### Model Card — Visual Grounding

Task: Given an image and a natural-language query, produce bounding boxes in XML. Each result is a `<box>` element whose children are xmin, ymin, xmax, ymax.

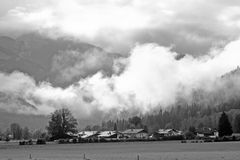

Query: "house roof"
<box><xmin>158</xmin><ymin>129</ymin><xmax>172</xmax><ymax>134</ymax></box>
<box><xmin>157</xmin><ymin>129</ymin><xmax>182</xmax><ymax>134</ymax></box>
<box><xmin>196</xmin><ymin>127</ymin><xmax>213</xmax><ymax>134</ymax></box>
<box><xmin>98</xmin><ymin>131</ymin><xmax>117</xmax><ymax>138</ymax></box>
<box><xmin>66</xmin><ymin>132</ymin><xmax>78</xmax><ymax>137</ymax></box>
<box><xmin>232</xmin><ymin>133</ymin><xmax>240</xmax><ymax>137</ymax></box>
<box><xmin>156</xmin><ymin>129</ymin><xmax>182</xmax><ymax>135</ymax></box>
<box><xmin>78</xmin><ymin>131</ymin><xmax>99</xmax><ymax>139</ymax></box>
<box><xmin>122</xmin><ymin>129</ymin><xmax>147</xmax><ymax>134</ymax></box>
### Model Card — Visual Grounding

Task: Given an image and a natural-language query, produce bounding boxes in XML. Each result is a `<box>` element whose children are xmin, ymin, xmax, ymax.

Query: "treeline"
<box><xmin>0</xmin><ymin>123</ymin><xmax>47</xmax><ymax>141</ymax></box>
<box><xmin>84</xmin><ymin>100</ymin><xmax>240</xmax><ymax>134</ymax></box>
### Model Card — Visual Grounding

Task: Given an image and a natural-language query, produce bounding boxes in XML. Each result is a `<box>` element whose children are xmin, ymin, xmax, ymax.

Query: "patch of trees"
<box><xmin>0</xmin><ymin>108</ymin><xmax>78</xmax><ymax>141</ymax></box>
<box><xmin>46</xmin><ymin>108</ymin><xmax>78</xmax><ymax>140</ymax></box>
<box><xmin>0</xmin><ymin>123</ymin><xmax>47</xmax><ymax>141</ymax></box>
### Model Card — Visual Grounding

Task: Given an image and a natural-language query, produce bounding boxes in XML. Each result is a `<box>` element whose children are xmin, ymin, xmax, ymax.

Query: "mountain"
<box><xmin>16</xmin><ymin>33</ymin><xmax>102</xmax><ymax>71</ymax></box>
<box><xmin>0</xmin><ymin>33</ymin><xmax>121</xmax><ymax>87</ymax></box>
<box><xmin>0</xmin><ymin>36</ymin><xmax>46</xmax><ymax>80</ymax></box>
<box><xmin>0</xmin><ymin>33</ymin><xmax>123</xmax><ymax>130</ymax></box>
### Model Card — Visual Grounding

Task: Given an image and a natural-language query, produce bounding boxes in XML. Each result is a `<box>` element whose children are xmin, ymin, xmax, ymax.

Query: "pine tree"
<box><xmin>234</xmin><ymin>114</ymin><xmax>240</xmax><ymax>133</ymax></box>
<box><xmin>114</xmin><ymin>123</ymin><xmax>117</xmax><ymax>131</ymax></box>
<box><xmin>218</xmin><ymin>112</ymin><xmax>233</xmax><ymax>137</ymax></box>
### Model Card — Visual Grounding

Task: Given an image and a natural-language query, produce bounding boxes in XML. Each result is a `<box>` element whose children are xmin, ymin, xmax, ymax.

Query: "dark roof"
<box><xmin>122</xmin><ymin>129</ymin><xmax>147</xmax><ymax>134</ymax></box>
<box><xmin>197</xmin><ymin>127</ymin><xmax>214</xmax><ymax>134</ymax></box>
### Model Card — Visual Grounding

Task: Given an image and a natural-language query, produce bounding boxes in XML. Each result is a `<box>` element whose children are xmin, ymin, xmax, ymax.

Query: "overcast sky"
<box><xmin>1</xmin><ymin>0</ymin><xmax>240</xmax><ymax>118</ymax></box>
<box><xmin>1</xmin><ymin>0</ymin><xmax>240</xmax><ymax>54</ymax></box>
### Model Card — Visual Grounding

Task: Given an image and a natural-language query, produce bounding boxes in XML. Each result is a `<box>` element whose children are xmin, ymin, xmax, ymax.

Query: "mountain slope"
<box><xmin>0</xmin><ymin>33</ymin><xmax>121</xmax><ymax>86</ymax></box>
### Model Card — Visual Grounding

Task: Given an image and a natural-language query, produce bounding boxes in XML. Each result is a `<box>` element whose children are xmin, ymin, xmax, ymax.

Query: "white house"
<box><xmin>78</xmin><ymin>131</ymin><xmax>99</xmax><ymax>140</ymax></box>
<box><xmin>157</xmin><ymin>129</ymin><xmax>182</xmax><ymax>137</ymax></box>
<box><xmin>98</xmin><ymin>131</ymin><xmax>122</xmax><ymax>141</ymax></box>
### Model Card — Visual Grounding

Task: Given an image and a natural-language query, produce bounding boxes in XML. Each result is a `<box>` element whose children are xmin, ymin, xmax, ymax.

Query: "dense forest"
<box><xmin>85</xmin><ymin>102</ymin><xmax>240</xmax><ymax>134</ymax></box>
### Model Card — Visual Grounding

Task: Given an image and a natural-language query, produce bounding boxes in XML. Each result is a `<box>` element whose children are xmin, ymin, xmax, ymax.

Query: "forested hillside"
<box><xmin>86</xmin><ymin>67</ymin><xmax>240</xmax><ymax>133</ymax></box>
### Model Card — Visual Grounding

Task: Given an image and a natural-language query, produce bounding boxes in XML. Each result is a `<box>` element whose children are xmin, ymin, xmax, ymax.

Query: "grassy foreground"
<box><xmin>0</xmin><ymin>141</ymin><xmax>240</xmax><ymax>160</ymax></box>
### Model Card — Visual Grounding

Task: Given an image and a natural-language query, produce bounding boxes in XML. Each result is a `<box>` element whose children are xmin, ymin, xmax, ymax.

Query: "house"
<box><xmin>152</xmin><ymin>129</ymin><xmax>183</xmax><ymax>139</ymax></box>
<box><xmin>66</xmin><ymin>132</ymin><xmax>78</xmax><ymax>138</ymax></box>
<box><xmin>78</xmin><ymin>131</ymin><xmax>99</xmax><ymax>142</ymax></box>
<box><xmin>196</xmin><ymin>127</ymin><xmax>218</xmax><ymax>138</ymax></box>
<box><xmin>232</xmin><ymin>133</ymin><xmax>240</xmax><ymax>140</ymax></box>
<box><xmin>122</xmin><ymin>129</ymin><xmax>148</xmax><ymax>139</ymax></box>
<box><xmin>98</xmin><ymin>131</ymin><xmax>123</xmax><ymax>141</ymax></box>
<box><xmin>157</xmin><ymin>129</ymin><xmax>182</xmax><ymax>137</ymax></box>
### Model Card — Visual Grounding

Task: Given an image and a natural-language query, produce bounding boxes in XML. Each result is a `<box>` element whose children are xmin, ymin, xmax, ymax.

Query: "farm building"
<box><xmin>152</xmin><ymin>129</ymin><xmax>183</xmax><ymax>140</ymax></box>
<box><xmin>66</xmin><ymin>132</ymin><xmax>78</xmax><ymax>138</ymax></box>
<box><xmin>196</xmin><ymin>127</ymin><xmax>218</xmax><ymax>138</ymax></box>
<box><xmin>78</xmin><ymin>131</ymin><xmax>99</xmax><ymax>142</ymax></box>
<box><xmin>122</xmin><ymin>129</ymin><xmax>148</xmax><ymax>139</ymax></box>
<box><xmin>98</xmin><ymin>131</ymin><xmax>123</xmax><ymax>141</ymax></box>
<box><xmin>232</xmin><ymin>133</ymin><xmax>240</xmax><ymax>140</ymax></box>
<box><xmin>157</xmin><ymin>129</ymin><xmax>182</xmax><ymax>137</ymax></box>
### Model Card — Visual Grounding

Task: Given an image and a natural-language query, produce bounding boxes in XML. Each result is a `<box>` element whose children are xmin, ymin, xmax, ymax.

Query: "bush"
<box><xmin>185</xmin><ymin>132</ymin><xmax>196</xmax><ymax>140</ymax></box>
<box><xmin>181</xmin><ymin>140</ymin><xmax>187</xmax><ymax>143</ymax></box>
<box><xmin>36</xmin><ymin>138</ymin><xmax>46</xmax><ymax>144</ymax></box>
<box><xmin>28</xmin><ymin>139</ymin><xmax>33</xmax><ymax>145</ymax></box>
<box><xmin>19</xmin><ymin>141</ymin><xmax>26</xmax><ymax>145</ymax></box>
<box><xmin>19</xmin><ymin>139</ymin><xmax>33</xmax><ymax>145</ymax></box>
<box><xmin>57</xmin><ymin>139</ymin><xmax>70</xmax><ymax>144</ymax></box>
<box><xmin>72</xmin><ymin>138</ymin><xmax>77</xmax><ymax>143</ymax></box>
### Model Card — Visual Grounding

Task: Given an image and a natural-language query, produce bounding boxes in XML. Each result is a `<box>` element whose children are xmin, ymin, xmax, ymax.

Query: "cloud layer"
<box><xmin>1</xmin><ymin>38</ymin><xmax>240</xmax><ymax>118</ymax></box>
<box><xmin>1</xmin><ymin>0</ymin><xmax>240</xmax><ymax>54</ymax></box>
<box><xmin>1</xmin><ymin>0</ymin><xmax>240</xmax><ymax>120</ymax></box>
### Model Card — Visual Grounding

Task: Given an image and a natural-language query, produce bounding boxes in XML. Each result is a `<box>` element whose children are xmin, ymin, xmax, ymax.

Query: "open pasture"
<box><xmin>1</xmin><ymin>141</ymin><xmax>240</xmax><ymax>160</ymax></box>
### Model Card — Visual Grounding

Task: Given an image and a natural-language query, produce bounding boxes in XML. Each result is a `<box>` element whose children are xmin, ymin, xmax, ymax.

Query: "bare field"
<box><xmin>1</xmin><ymin>141</ymin><xmax>240</xmax><ymax>160</ymax></box>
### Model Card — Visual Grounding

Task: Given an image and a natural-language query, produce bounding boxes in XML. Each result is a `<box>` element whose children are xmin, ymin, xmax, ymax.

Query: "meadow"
<box><xmin>1</xmin><ymin>141</ymin><xmax>240</xmax><ymax>160</ymax></box>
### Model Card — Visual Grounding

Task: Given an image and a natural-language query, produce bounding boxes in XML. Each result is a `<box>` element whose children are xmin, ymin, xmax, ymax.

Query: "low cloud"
<box><xmin>51</xmin><ymin>48</ymin><xmax>114</xmax><ymax>83</ymax></box>
<box><xmin>1</xmin><ymin>38</ymin><xmax>240</xmax><ymax>119</ymax></box>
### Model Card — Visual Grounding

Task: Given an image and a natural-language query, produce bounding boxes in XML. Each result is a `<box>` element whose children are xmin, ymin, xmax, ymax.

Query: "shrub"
<box><xmin>36</xmin><ymin>138</ymin><xmax>46</xmax><ymax>144</ymax></box>
<box><xmin>185</xmin><ymin>131</ymin><xmax>196</xmax><ymax>140</ymax></box>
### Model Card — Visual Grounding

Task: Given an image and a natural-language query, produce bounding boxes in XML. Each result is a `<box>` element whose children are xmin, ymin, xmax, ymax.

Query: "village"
<box><xmin>68</xmin><ymin>127</ymin><xmax>216</xmax><ymax>143</ymax></box>
<box><xmin>0</xmin><ymin>109</ymin><xmax>238</xmax><ymax>145</ymax></box>
<box><xmin>15</xmin><ymin>126</ymin><xmax>239</xmax><ymax>145</ymax></box>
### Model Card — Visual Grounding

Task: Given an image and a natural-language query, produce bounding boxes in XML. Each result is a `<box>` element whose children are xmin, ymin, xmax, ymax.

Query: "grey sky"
<box><xmin>0</xmin><ymin>0</ymin><xmax>240</xmax><ymax>55</ymax></box>
<box><xmin>1</xmin><ymin>0</ymin><xmax>240</xmax><ymax>118</ymax></box>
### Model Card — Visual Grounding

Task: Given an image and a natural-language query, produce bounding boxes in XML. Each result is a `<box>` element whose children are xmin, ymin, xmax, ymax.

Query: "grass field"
<box><xmin>1</xmin><ymin>141</ymin><xmax>240</xmax><ymax>160</ymax></box>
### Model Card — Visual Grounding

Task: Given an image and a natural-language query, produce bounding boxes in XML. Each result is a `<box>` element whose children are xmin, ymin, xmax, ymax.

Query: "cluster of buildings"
<box><xmin>72</xmin><ymin>127</ymin><xmax>221</xmax><ymax>142</ymax></box>
<box><xmin>76</xmin><ymin>129</ymin><xmax>149</xmax><ymax>142</ymax></box>
<box><xmin>72</xmin><ymin>128</ymin><xmax>185</xmax><ymax>142</ymax></box>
